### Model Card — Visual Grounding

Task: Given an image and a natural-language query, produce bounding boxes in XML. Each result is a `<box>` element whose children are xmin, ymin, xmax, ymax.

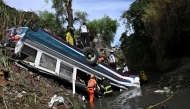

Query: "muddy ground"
<box><xmin>0</xmin><ymin>64</ymin><xmax>85</xmax><ymax>109</ymax></box>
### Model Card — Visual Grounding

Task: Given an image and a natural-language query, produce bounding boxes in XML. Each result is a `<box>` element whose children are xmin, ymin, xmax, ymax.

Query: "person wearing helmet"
<box><xmin>100</xmin><ymin>77</ymin><xmax>113</xmax><ymax>97</ymax></box>
<box><xmin>97</xmin><ymin>54</ymin><xmax>107</xmax><ymax>64</ymax></box>
<box><xmin>87</xmin><ymin>74</ymin><xmax>97</xmax><ymax>103</ymax></box>
<box><xmin>66</xmin><ymin>27</ymin><xmax>77</xmax><ymax>46</ymax></box>
<box><xmin>139</xmin><ymin>70</ymin><xmax>147</xmax><ymax>85</ymax></box>
<box><xmin>108</xmin><ymin>50</ymin><xmax>118</xmax><ymax>69</ymax></box>
<box><xmin>123</xmin><ymin>63</ymin><xmax>129</xmax><ymax>74</ymax></box>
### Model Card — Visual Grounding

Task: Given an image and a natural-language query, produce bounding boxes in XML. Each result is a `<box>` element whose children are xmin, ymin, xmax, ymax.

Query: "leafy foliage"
<box><xmin>37</xmin><ymin>10</ymin><xmax>66</xmax><ymax>39</ymax></box>
<box><xmin>121</xmin><ymin>0</ymin><xmax>190</xmax><ymax>73</ymax></box>
<box><xmin>120</xmin><ymin>0</ymin><xmax>155</xmax><ymax>71</ymax></box>
<box><xmin>88</xmin><ymin>15</ymin><xmax>119</xmax><ymax>47</ymax></box>
<box><xmin>74</xmin><ymin>10</ymin><xmax>88</xmax><ymax>25</ymax></box>
<box><xmin>51</xmin><ymin>0</ymin><xmax>74</xmax><ymax>30</ymax></box>
<box><xmin>142</xmin><ymin>0</ymin><xmax>190</xmax><ymax>61</ymax></box>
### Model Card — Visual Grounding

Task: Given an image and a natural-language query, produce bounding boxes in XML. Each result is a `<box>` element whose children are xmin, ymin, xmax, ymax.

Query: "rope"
<box><xmin>146</xmin><ymin>89</ymin><xmax>179</xmax><ymax>109</ymax></box>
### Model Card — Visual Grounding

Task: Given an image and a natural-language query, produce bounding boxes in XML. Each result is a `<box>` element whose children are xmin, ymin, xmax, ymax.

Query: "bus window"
<box><xmin>59</xmin><ymin>62</ymin><xmax>73</xmax><ymax>81</ymax></box>
<box><xmin>39</xmin><ymin>53</ymin><xmax>56</xmax><ymax>71</ymax></box>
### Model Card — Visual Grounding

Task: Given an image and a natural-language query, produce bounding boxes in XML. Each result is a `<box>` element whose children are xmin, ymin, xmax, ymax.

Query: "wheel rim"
<box><xmin>86</xmin><ymin>52</ymin><xmax>95</xmax><ymax>61</ymax></box>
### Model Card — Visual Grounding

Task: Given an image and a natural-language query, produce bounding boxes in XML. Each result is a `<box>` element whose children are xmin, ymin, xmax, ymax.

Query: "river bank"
<box><xmin>0</xmin><ymin>65</ymin><xmax>85</xmax><ymax>109</ymax></box>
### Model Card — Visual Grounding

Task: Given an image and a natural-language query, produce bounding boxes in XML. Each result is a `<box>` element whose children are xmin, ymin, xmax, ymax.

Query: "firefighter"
<box><xmin>100</xmin><ymin>77</ymin><xmax>113</xmax><ymax>97</ymax></box>
<box><xmin>139</xmin><ymin>70</ymin><xmax>147</xmax><ymax>85</ymax></box>
<box><xmin>87</xmin><ymin>74</ymin><xmax>97</xmax><ymax>103</ymax></box>
<box><xmin>66</xmin><ymin>27</ymin><xmax>77</xmax><ymax>46</ymax></box>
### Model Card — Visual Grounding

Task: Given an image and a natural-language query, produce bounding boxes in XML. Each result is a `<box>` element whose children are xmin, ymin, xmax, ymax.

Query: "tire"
<box><xmin>83</xmin><ymin>47</ymin><xmax>99</xmax><ymax>65</ymax></box>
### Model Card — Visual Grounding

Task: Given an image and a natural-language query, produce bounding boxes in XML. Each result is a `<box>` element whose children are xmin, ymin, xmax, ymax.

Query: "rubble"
<box><xmin>0</xmin><ymin>65</ymin><xmax>85</xmax><ymax>109</ymax></box>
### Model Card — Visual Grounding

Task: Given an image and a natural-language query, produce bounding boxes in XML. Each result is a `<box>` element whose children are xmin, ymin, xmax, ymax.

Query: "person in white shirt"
<box><xmin>123</xmin><ymin>63</ymin><xmax>129</xmax><ymax>74</ymax></box>
<box><xmin>80</xmin><ymin>23</ymin><xmax>90</xmax><ymax>47</ymax></box>
<box><xmin>108</xmin><ymin>50</ymin><xmax>118</xmax><ymax>69</ymax></box>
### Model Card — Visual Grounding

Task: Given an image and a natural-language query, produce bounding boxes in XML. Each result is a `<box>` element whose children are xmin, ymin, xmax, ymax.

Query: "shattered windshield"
<box><xmin>4</xmin><ymin>27</ymin><xmax>24</xmax><ymax>43</ymax></box>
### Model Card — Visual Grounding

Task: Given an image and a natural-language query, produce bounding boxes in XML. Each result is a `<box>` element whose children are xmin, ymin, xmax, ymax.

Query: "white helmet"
<box><xmin>110</xmin><ymin>50</ymin><xmax>114</xmax><ymax>53</ymax></box>
<box><xmin>90</xmin><ymin>74</ymin><xmax>95</xmax><ymax>78</ymax></box>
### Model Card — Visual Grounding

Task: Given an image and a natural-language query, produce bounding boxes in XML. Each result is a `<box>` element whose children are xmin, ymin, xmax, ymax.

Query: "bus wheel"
<box><xmin>83</xmin><ymin>47</ymin><xmax>99</xmax><ymax>65</ymax></box>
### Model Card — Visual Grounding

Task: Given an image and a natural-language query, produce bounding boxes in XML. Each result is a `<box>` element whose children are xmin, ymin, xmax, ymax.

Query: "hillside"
<box><xmin>0</xmin><ymin>62</ymin><xmax>85</xmax><ymax>109</ymax></box>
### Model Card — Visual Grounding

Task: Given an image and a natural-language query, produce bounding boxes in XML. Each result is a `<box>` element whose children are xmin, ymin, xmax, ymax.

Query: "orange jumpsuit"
<box><xmin>87</xmin><ymin>78</ymin><xmax>97</xmax><ymax>103</ymax></box>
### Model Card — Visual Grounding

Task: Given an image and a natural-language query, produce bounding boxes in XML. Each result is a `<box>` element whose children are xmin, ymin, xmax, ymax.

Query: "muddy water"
<box><xmin>84</xmin><ymin>86</ymin><xmax>190</xmax><ymax>109</ymax></box>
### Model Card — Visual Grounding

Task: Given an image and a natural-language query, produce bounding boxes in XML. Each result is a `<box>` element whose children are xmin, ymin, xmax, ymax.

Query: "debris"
<box><xmin>0</xmin><ymin>68</ymin><xmax>9</xmax><ymax>86</ymax></box>
<box><xmin>163</xmin><ymin>87</ymin><xmax>172</xmax><ymax>94</ymax></box>
<box><xmin>154</xmin><ymin>90</ymin><xmax>165</xmax><ymax>93</ymax></box>
<box><xmin>176</xmin><ymin>85</ymin><xmax>180</xmax><ymax>89</ymax></box>
<box><xmin>82</xmin><ymin>95</ymin><xmax>85</xmax><ymax>101</ymax></box>
<box><xmin>54</xmin><ymin>96</ymin><xmax>64</xmax><ymax>103</ymax></box>
<box><xmin>48</xmin><ymin>94</ymin><xmax>58</xmax><ymax>108</ymax></box>
<box><xmin>15</xmin><ymin>93</ymin><xmax>23</xmax><ymax>98</ymax></box>
<box><xmin>163</xmin><ymin>87</ymin><xmax>169</xmax><ymax>90</ymax></box>
<box><xmin>0</xmin><ymin>67</ymin><xmax>84</xmax><ymax>109</ymax></box>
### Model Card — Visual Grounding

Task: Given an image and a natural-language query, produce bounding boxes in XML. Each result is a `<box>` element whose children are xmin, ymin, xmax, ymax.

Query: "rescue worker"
<box><xmin>100</xmin><ymin>77</ymin><xmax>113</xmax><ymax>97</ymax></box>
<box><xmin>108</xmin><ymin>50</ymin><xmax>118</xmax><ymax>69</ymax></box>
<box><xmin>66</xmin><ymin>27</ymin><xmax>77</xmax><ymax>46</ymax></box>
<box><xmin>80</xmin><ymin>22</ymin><xmax>90</xmax><ymax>47</ymax></box>
<box><xmin>139</xmin><ymin>70</ymin><xmax>147</xmax><ymax>85</ymax></box>
<box><xmin>87</xmin><ymin>74</ymin><xmax>97</xmax><ymax>103</ymax></box>
<box><xmin>97</xmin><ymin>54</ymin><xmax>106</xmax><ymax>64</ymax></box>
<box><xmin>123</xmin><ymin>63</ymin><xmax>129</xmax><ymax>74</ymax></box>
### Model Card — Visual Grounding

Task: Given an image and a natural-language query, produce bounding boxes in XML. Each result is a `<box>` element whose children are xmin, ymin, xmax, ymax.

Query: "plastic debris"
<box><xmin>163</xmin><ymin>87</ymin><xmax>169</xmax><ymax>90</ymax></box>
<box><xmin>82</xmin><ymin>95</ymin><xmax>85</xmax><ymax>101</ymax></box>
<box><xmin>48</xmin><ymin>94</ymin><xmax>65</xmax><ymax>108</ymax></box>
<box><xmin>154</xmin><ymin>90</ymin><xmax>165</xmax><ymax>93</ymax></box>
<box><xmin>48</xmin><ymin>94</ymin><xmax>57</xmax><ymax>108</ymax></box>
<box><xmin>54</xmin><ymin>96</ymin><xmax>64</xmax><ymax>103</ymax></box>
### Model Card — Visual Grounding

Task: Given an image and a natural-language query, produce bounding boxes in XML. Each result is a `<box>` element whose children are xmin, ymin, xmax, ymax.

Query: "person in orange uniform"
<box><xmin>87</xmin><ymin>74</ymin><xmax>97</xmax><ymax>103</ymax></box>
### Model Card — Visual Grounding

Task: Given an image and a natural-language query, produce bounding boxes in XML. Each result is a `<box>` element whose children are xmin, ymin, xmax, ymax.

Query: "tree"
<box><xmin>88</xmin><ymin>15</ymin><xmax>119</xmax><ymax>47</ymax></box>
<box><xmin>51</xmin><ymin>0</ymin><xmax>78</xmax><ymax>30</ymax></box>
<box><xmin>37</xmin><ymin>10</ymin><xmax>65</xmax><ymax>39</ymax></box>
<box><xmin>142</xmin><ymin>0</ymin><xmax>190</xmax><ymax>57</ymax></box>
<box><xmin>74</xmin><ymin>10</ymin><xmax>88</xmax><ymax>25</ymax></box>
<box><xmin>141</xmin><ymin>0</ymin><xmax>190</xmax><ymax>72</ymax></box>
<box><xmin>100</xmin><ymin>15</ymin><xmax>119</xmax><ymax>47</ymax></box>
<box><xmin>73</xmin><ymin>10</ymin><xmax>89</xmax><ymax>37</ymax></box>
<box><xmin>87</xmin><ymin>19</ymin><xmax>100</xmax><ymax>41</ymax></box>
<box><xmin>121</xmin><ymin>0</ymin><xmax>190</xmax><ymax>72</ymax></box>
<box><xmin>120</xmin><ymin>0</ymin><xmax>155</xmax><ymax>71</ymax></box>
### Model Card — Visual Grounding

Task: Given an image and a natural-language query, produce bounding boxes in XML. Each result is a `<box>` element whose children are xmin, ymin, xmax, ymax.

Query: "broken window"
<box><xmin>39</xmin><ymin>53</ymin><xmax>56</xmax><ymax>71</ymax></box>
<box><xmin>59</xmin><ymin>62</ymin><xmax>73</xmax><ymax>81</ymax></box>
<box><xmin>21</xmin><ymin>45</ymin><xmax>37</xmax><ymax>64</ymax></box>
<box><xmin>21</xmin><ymin>45</ymin><xmax>37</xmax><ymax>57</ymax></box>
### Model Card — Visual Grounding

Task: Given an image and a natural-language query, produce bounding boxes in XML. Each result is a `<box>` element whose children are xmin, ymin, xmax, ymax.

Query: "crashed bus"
<box><xmin>1</xmin><ymin>24</ymin><xmax>140</xmax><ymax>94</ymax></box>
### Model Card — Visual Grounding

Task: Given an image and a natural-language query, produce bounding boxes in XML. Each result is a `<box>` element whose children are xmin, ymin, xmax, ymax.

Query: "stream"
<box><xmin>84</xmin><ymin>85</ymin><xmax>190</xmax><ymax>109</ymax></box>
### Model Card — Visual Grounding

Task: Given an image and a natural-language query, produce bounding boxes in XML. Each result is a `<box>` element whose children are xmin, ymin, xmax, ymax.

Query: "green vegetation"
<box><xmin>118</xmin><ymin>0</ymin><xmax>190</xmax><ymax>87</ymax></box>
<box><xmin>120</xmin><ymin>0</ymin><xmax>190</xmax><ymax>73</ymax></box>
<box><xmin>37</xmin><ymin>10</ymin><xmax>66</xmax><ymax>39</ymax></box>
<box><xmin>88</xmin><ymin>15</ymin><xmax>119</xmax><ymax>47</ymax></box>
<box><xmin>120</xmin><ymin>0</ymin><xmax>155</xmax><ymax>71</ymax></box>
